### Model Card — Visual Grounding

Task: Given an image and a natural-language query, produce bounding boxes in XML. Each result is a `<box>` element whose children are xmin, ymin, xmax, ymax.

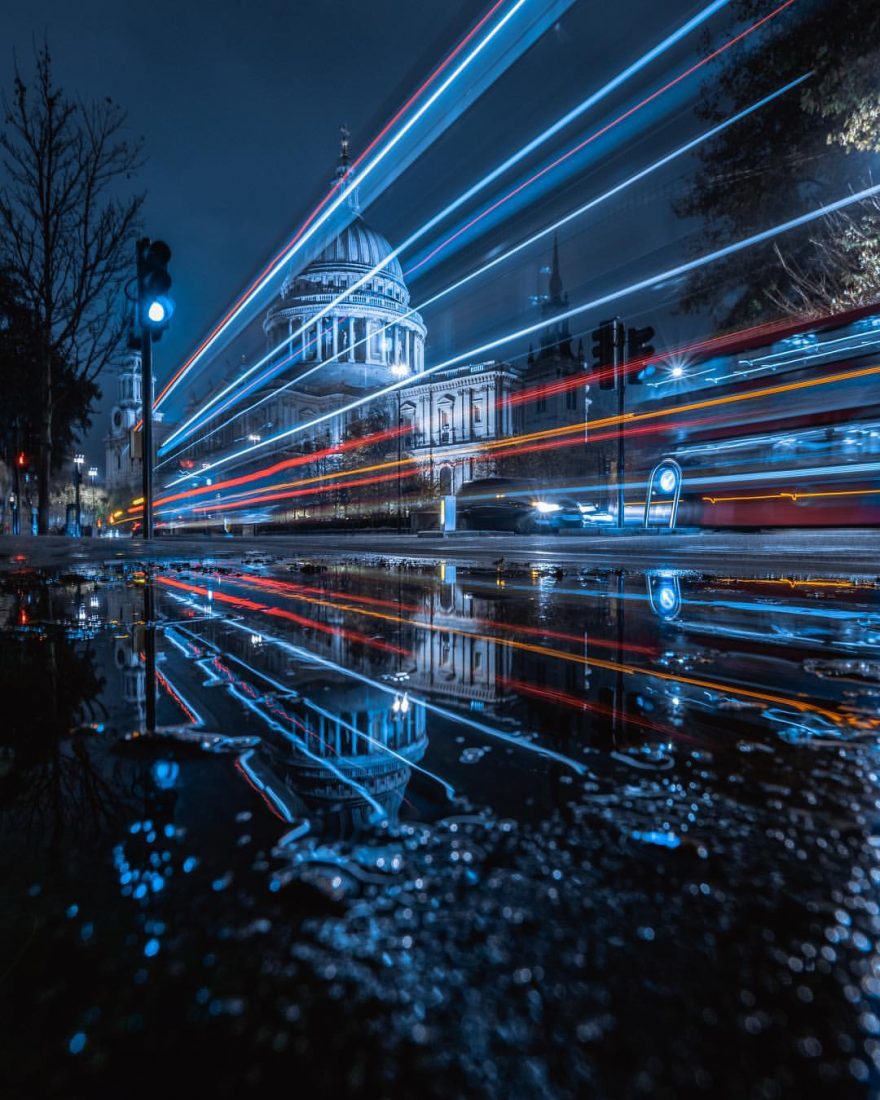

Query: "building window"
<box><xmin>536</xmin><ymin>396</ymin><xmax>547</xmax><ymax>413</ymax></box>
<box><xmin>566</xmin><ymin>387</ymin><xmax>578</xmax><ymax>410</ymax></box>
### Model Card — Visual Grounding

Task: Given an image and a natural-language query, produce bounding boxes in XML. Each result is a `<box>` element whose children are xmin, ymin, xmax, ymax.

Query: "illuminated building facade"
<box><xmin>112</xmin><ymin>140</ymin><xmax>594</xmax><ymax>514</ymax></box>
<box><xmin>104</xmin><ymin>353</ymin><xmax>143</xmax><ymax>493</ymax></box>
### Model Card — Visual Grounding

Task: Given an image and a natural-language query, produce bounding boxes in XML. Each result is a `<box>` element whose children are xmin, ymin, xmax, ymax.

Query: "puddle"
<box><xmin>3</xmin><ymin>557</ymin><xmax>880</xmax><ymax>1096</ymax></box>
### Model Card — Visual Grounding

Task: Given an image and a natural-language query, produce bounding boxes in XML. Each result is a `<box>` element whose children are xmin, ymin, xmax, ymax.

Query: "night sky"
<box><xmin>2</xmin><ymin>0</ymin><xmax>774</xmax><ymax>463</ymax></box>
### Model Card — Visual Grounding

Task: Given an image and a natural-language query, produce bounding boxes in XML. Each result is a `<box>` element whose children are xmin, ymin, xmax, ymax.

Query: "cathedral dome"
<box><xmin>263</xmin><ymin>140</ymin><xmax>425</xmax><ymax>394</ymax></box>
<box><xmin>304</xmin><ymin>216</ymin><xmax>404</xmax><ymax>282</ymax></box>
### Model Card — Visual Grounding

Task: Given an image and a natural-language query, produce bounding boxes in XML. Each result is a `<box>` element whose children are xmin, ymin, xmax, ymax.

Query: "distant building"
<box><xmin>105</xmin><ymin>352</ymin><xmax>143</xmax><ymax>495</ymax></box>
<box><xmin>114</xmin><ymin>134</ymin><xmax>596</xmax><ymax>520</ymax></box>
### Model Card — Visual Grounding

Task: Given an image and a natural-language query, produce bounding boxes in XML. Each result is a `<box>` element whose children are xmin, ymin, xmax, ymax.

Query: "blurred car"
<box><xmin>578</xmin><ymin>503</ymin><xmax>615</xmax><ymax>527</ymax></box>
<box><xmin>535</xmin><ymin>496</ymin><xmax>584</xmax><ymax>531</ymax></box>
<box><xmin>456</xmin><ymin>477</ymin><xmax>560</xmax><ymax>533</ymax></box>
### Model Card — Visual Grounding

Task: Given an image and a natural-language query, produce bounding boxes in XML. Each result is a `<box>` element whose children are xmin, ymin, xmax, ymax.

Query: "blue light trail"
<box><xmin>154</xmin><ymin>0</ymin><xmax>536</xmax><ymax>412</ymax></box>
<box><xmin>159</xmin><ymin>0</ymin><xmax>734</xmax><ymax>454</ymax></box>
<box><xmin>169</xmin><ymin>179</ymin><xmax>880</xmax><ymax>484</ymax></box>
<box><xmin>159</xmin><ymin>73</ymin><xmax>809</xmax><ymax>467</ymax></box>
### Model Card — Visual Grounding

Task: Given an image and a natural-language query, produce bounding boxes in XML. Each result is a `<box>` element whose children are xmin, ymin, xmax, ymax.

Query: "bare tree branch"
<box><xmin>0</xmin><ymin>37</ymin><xmax>145</xmax><ymax>531</ymax></box>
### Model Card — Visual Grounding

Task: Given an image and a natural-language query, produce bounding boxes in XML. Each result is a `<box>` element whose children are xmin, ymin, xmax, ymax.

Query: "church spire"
<box><xmin>334</xmin><ymin>123</ymin><xmax>359</xmax><ymax>212</ymax></box>
<box><xmin>548</xmin><ymin>232</ymin><xmax>563</xmax><ymax>303</ymax></box>
<box><xmin>337</xmin><ymin>123</ymin><xmax>351</xmax><ymax>175</ymax></box>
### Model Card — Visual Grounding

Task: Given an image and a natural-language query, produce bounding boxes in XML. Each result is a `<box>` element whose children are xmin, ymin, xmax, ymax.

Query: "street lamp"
<box><xmin>87</xmin><ymin>467</ymin><xmax>98</xmax><ymax>529</ymax></box>
<box><xmin>391</xmin><ymin>362</ymin><xmax>410</xmax><ymax>534</ymax></box>
<box><xmin>73</xmin><ymin>454</ymin><xmax>85</xmax><ymax>537</ymax></box>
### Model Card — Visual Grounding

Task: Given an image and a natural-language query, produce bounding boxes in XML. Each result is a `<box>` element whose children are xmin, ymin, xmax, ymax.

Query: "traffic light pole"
<box><xmin>616</xmin><ymin>345</ymin><xmax>620</xmax><ymax>530</ymax></box>
<box><xmin>74</xmin><ymin>462</ymin><xmax>82</xmax><ymax>537</ymax></box>
<box><xmin>135</xmin><ymin>234</ymin><xmax>168</xmax><ymax>544</ymax></box>
<box><xmin>140</xmin><ymin>327</ymin><xmax>154</xmax><ymax>542</ymax></box>
<box><xmin>615</xmin><ymin>325</ymin><xmax>625</xmax><ymax>530</ymax></box>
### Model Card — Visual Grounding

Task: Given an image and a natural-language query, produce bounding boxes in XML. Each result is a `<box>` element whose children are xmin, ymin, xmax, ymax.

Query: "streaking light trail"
<box><xmin>403</xmin><ymin>0</ymin><xmax>797</xmax><ymax>277</ymax></box>
<box><xmin>159</xmin><ymin>0</ymin><xmax>739</xmax><ymax>454</ymax></box>
<box><xmin>153</xmin><ymin>0</ymin><xmax>536</xmax><ymax>413</ymax></box>
<box><xmin>173</xmin><ymin>179</ymin><xmax>880</xmax><ymax>485</ymax></box>
<box><xmin>162</xmin><ymin>71</ymin><xmax>808</xmax><ymax>464</ymax></box>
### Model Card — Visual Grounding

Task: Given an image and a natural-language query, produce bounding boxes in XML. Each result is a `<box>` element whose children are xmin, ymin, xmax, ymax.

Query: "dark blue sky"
<box><xmin>3</xmin><ymin>0</ymin><xmax>748</xmax><ymax>462</ymax></box>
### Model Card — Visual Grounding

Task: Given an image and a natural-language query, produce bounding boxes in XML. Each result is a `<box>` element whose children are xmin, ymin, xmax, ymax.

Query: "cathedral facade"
<box><xmin>109</xmin><ymin>143</ymin><xmax>594</xmax><ymax>518</ymax></box>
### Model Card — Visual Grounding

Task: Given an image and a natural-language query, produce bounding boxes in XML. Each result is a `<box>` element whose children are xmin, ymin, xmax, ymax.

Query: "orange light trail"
<box><xmin>155</xmin><ymin>576</ymin><xmax>410</xmax><ymax>657</ymax></box>
<box><xmin>702</xmin><ymin>487</ymin><xmax>880</xmax><ymax>505</ymax></box>
<box><xmin>228</xmin><ymin>571</ymin><xmax>659</xmax><ymax>658</ymax></box>
<box><xmin>172</xmin><ymin>360</ymin><xmax>880</xmax><ymax>517</ymax></box>
<box><xmin>208</xmin><ymin>572</ymin><xmax>846</xmax><ymax>725</ymax></box>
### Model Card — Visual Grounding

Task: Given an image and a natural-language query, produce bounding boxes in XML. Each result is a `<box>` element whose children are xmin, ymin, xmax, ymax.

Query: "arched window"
<box><xmin>354</xmin><ymin>317</ymin><xmax>367</xmax><ymax>362</ymax></box>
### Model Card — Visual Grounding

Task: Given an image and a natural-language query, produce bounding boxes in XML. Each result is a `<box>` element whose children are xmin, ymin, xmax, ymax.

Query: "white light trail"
<box><xmin>160</xmin><ymin>72</ymin><xmax>808</xmax><ymax>465</ymax></box>
<box><xmin>171</xmin><ymin>180</ymin><xmax>880</xmax><ymax>484</ymax></box>
<box><xmin>159</xmin><ymin>0</ymin><xmax>732</xmax><ymax>453</ymax></box>
<box><xmin>155</xmin><ymin>0</ymin><xmax>532</xmax><ymax>412</ymax></box>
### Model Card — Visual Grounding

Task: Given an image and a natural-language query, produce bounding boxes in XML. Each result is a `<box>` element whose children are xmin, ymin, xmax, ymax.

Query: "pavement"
<box><xmin>0</xmin><ymin>528</ymin><xmax>877</xmax><ymax>577</ymax></box>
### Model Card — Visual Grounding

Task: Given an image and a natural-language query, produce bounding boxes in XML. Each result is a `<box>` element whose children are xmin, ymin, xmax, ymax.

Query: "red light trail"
<box><xmin>404</xmin><ymin>0</ymin><xmax>798</xmax><ymax>277</ymax></box>
<box><xmin>155</xmin><ymin>576</ymin><xmax>410</xmax><ymax>657</ymax></box>
<box><xmin>151</xmin><ymin>0</ymin><xmax>514</xmax><ymax>414</ymax></box>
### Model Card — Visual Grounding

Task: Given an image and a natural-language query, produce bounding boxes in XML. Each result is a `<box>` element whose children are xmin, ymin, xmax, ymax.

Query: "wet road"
<box><xmin>2</xmin><ymin>552</ymin><xmax>880</xmax><ymax>1098</ymax></box>
<box><xmin>2</xmin><ymin>526</ymin><xmax>880</xmax><ymax>576</ymax></box>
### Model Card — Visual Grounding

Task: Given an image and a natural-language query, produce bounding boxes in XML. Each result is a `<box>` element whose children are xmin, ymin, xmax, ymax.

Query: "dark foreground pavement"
<box><xmin>0</xmin><ymin>528</ymin><xmax>877</xmax><ymax>576</ymax></box>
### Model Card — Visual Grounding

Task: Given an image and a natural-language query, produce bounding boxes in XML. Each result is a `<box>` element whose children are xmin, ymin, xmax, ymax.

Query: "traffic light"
<box><xmin>627</xmin><ymin>325</ymin><xmax>655</xmax><ymax>384</ymax></box>
<box><xmin>592</xmin><ymin>318</ymin><xmax>622</xmax><ymax>390</ymax></box>
<box><xmin>138</xmin><ymin>238</ymin><xmax>174</xmax><ymax>341</ymax></box>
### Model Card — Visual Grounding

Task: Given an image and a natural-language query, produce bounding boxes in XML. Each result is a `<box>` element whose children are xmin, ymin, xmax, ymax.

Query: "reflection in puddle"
<box><xmin>2</xmin><ymin>557</ymin><xmax>880</xmax><ymax>1095</ymax></box>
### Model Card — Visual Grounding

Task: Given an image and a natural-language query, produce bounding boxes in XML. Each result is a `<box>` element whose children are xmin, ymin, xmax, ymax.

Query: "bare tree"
<box><xmin>0</xmin><ymin>40</ymin><xmax>144</xmax><ymax>532</ymax></box>
<box><xmin>769</xmin><ymin>196</ymin><xmax>880</xmax><ymax>318</ymax></box>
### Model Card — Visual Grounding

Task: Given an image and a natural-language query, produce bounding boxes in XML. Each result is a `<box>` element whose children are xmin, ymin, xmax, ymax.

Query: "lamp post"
<box><xmin>87</xmin><ymin>467</ymin><xmax>98</xmax><ymax>532</ymax></box>
<box><xmin>73</xmin><ymin>454</ymin><xmax>85</xmax><ymax>537</ymax></box>
<box><xmin>391</xmin><ymin>362</ymin><xmax>410</xmax><ymax>534</ymax></box>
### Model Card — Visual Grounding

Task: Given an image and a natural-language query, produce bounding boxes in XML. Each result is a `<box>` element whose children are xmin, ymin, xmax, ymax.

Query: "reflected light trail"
<box><xmin>156</xmin><ymin>576</ymin><xmax>410</xmax><ymax>657</ymax></box>
<box><xmin>195</xmin><ymin>570</ymin><xmax>847</xmax><ymax>724</ymax></box>
<box><xmin>222</xmin><ymin>570</ymin><xmax>659</xmax><ymax>658</ymax></box>
<box><xmin>500</xmin><ymin>677</ymin><xmax>701</xmax><ymax>746</ymax></box>
<box><xmin>162</xmin><ymin>588</ymin><xmax>589</xmax><ymax>776</ymax></box>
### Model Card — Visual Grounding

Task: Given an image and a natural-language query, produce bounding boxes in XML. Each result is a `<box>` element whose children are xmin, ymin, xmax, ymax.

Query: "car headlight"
<box><xmin>534</xmin><ymin>501</ymin><xmax>561</xmax><ymax>514</ymax></box>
